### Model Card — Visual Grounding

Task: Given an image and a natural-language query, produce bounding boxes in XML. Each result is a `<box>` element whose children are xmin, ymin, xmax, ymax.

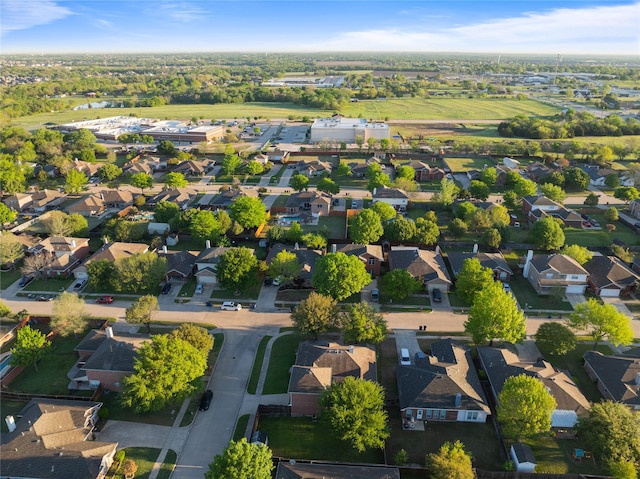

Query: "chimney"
<box><xmin>331</xmin><ymin>244</ymin><xmax>337</xmax><ymax>253</ymax></box>
<box><xmin>523</xmin><ymin>250</ymin><xmax>534</xmax><ymax>277</ymax></box>
<box><xmin>205</xmin><ymin>240</ymin><xmax>211</xmax><ymax>249</ymax></box>
<box><xmin>5</xmin><ymin>416</ymin><xmax>16</xmax><ymax>433</ymax></box>
<box><xmin>455</xmin><ymin>393</ymin><xmax>461</xmax><ymax>408</ymax></box>
<box><xmin>372</xmin><ymin>187</ymin><xmax>377</xmax><ymax>196</ymax></box>
<box><xmin>473</xmin><ymin>243</ymin><xmax>479</xmax><ymax>254</ymax></box>
<box><xmin>434</xmin><ymin>245</ymin><xmax>440</xmax><ymax>255</ymax></box>
<box><xmin>636</xmin><ymin>372</ymin><xmax>640</xmax><ymax>386</ymax></box>
<box><xmin>349</xmin><ymin>345</ymin><xmax>354</xmax><ymax>354</ymax></box>
<box><xmin>294</xmin><ymin>242</ymin><xmax>299</xmax><ymax>250</ymax></box>
<box><xmin>162</xmin><ymin>245</ymin><xmax>167</xmax><ymax>254</ymax></box>
<box><xmin>105</xmin><ymin>327</ymin><xmax>114</xmax><ymax>339</ymax></box>
<box><xmin>102</xmin><ymin>237</ymin><xmax>108</xmax><ymax>245</ymax></box>
<box><xmin>70</xmin><ymin>239</ymin><xmax>76</xmax><ymax>248</ymax></box>
<box><xmin>100</xmin><ymin>192</ymin><xmax>104</xmax><ymax>201</ymax></box>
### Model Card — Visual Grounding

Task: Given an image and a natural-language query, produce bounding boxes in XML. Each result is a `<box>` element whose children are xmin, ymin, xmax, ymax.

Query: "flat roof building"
<box><xmin>310</xmin><ymin>117</ymin><xmax>390</xmax><ymax>144</ymax></box>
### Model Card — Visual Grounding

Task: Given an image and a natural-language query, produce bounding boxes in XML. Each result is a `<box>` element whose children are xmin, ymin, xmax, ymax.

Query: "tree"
<box><xmin>456</xmin><ymin>258</ymin><xmax>495</xmax><ymax>305</ymax></box>
<box><xmin>114</xmin><ymin>252</ymin><xmax>167</xmax><ymax>294</ymax></box>
<box><xmin>433</xmin><ymin>178</ymin><xmax>459</xmax><ymax>207</ymax></box>
<box><xmin>576</xmin><ymin>401</ymin><xmax>640</xmax><ymax>475</ymax></box>
<box><xmin>157</xmin><ymin>140</ymin><xmax>176</xmax><ymax>155</ymax></box>
<box><xmin>98</xmin><ymin>163</ymin><xmax>122</xmax><ymax>181</ymax></box>
<box><xmin>245</xmin><ymin>160</ymin><xmax>264</xmax><ymax>175</ymax></box>
<box><xmin>535</xmin><ymin>322</ymin><xmax>577</xmax><ymax>355</ymax></box>
<box><xmin>489</xmin><ymin>204</ymin><xmax>511</xmax><ymax>228</ymax></box>
<box><xmin>567</xmin><ymin>298</ymin><xmax>633</xmax><ymax>348</ymax></box>
<box><xmin>221</xmin><ymin>154</ymin><xmax>242</xmax><ymax>175</ymax></box>
<box><xmin>563</xmin><ymin>167</ymin><xmax>590</xmax><ymax>190</ymax></box>
<box><xmin>289</xmin><ymin>173</ymin><xmax>309</xmax><ymax>192</ymax></box>
<box><xmin>51</xmin><ymin>292</ymin><xmax>87</xmax><ymax>337</ymax></box>
<box><xmin>321</xmin><ymin>377</ymin><xmax>389</xmax><ymax>453</ymax></box>
<box><xmin>229</xmin><ymin>196</ymin><xmax>267</xmax><ymax>229</ymax></box>
<box><xmin>169</xmin><ymin>323</ymin><xmax>214</xmax><ymax>355</ymax></box>
<box><xmin>560</xmin><ymin>244</ymin><xmax>593</xmax><ymax>265</ymax></box>
<box><xmin>0</xmin><ymin>203</ymin><xmax>18</xmax><ymax>226</ymax></box>
<box><xmin>584</xmin><ymin>192</ymin><xmax>599</xmax><ymax>206</ymax></box>
<box><xmin>448</xmin><ymin>218</ymin><xmax>468</xmax><ymax>237</ymax></box>
<box><xmin>604</xmin><ymin>207</ymin><xmax>619</xmax><ymax>221</ymax></box>
<box><xmin>605</xmin><ymin>173</ymin><xmax>621</xmax><ymax>189</ymax></box>
<box><xmin>384</xmin><ymin>216</ymin><xmax>417</xmax><ymax>242</ymax></box>
<box><xmin>380</xmin><ymin>269</ymin><xmax>422</xmax><ymax>301</ymax></box>
<box><xmin>122</xmin><ymin>459</ymin><xmax>138</xmax><ymax>479</ymax></box>
<box><xmin>301</xmin><ymin>233</ymin><xmax>327</xmax><ymax>250</ymax></box>
<box><xmin>396</xmin><ymin>165</ymin><xmax>415</xmax><ymax>180</ymax></box>
<box><xmin>498</xmin><ymin>374</ymin><xmax>556</xmax><ymax>439</ymax></box>
<box><xmin>480</xmin><ymin>167</ymin><xmax>497</xmax><ymax>186</ymax></box>
<box><xmin>350</xmin><ymin>209</ymin><xmax>383</xmax><ymax>244</ymax></box>
<box><xmin>189</xmin><ymin>210</ymin><xmax>222</xmax><ymax>245</ymax></box>
<box><xmin>217</xmin><ymin>247</ymin><xmax>257</xmax><ymax>291</ymax></box>
<box><xmin>469</xmin><ymin>180</ymin><xmax>490</xmax><ymax>201</ymax></box>
<box><xmin>540</xmin><ymin>183</ymin><xmax>566</xmax><ymax>203</ymax></box>
<box><xmin>0</xmin><ymin>300</ymin><xmax>11</xmax><ymax>318</ymax></box>
<box><xmin>205</xmin><ymin>438</ymin><xmax>273</xmax><ymax>479</ymax></box>
<box><xmin>530</xmin><ymin>217</ymin><xmax>565</xmax><ymax>250</ymax></box>
<box><xmin>286</xmin><ymin>221</ymin><xmax>304</xmax><ymax>242</ymax></box>
<box><xmin>165</xmin><ymin>172</ymin><xmax>188</xmax><ymax>188</ymax></box>
<box><xmin>21</xmin><ymin>253</ymin><xmax>54</xmax><ymax>280</ymax></box>
<box><xmin>291</xmin><ymin>292</ymin><xmax>339</xmax><ymax>338</ymax></box>
<box><xmin>312</xmin><ymin>252</ymin><xmax>371</xmax><ymax>301</ymax></box>
<box><xmin>412</xmin><ymin>218</ymin><xmax>439</xmax><ymax>245</ymax></box>
<box><xmin>455</xmin><ymin>202</ymin><xmax>477</xmax><ymax>221</ymax></box>
<box><xmin>512</xmin><ymin>177</ymin><xmax>538</xmax><ymax>198</ymax></box>
<box><xmin>483</xmin><ymin>228</ymin><xmax>502</xmax><ymax>249</ymax></box>
<box><xmin>0</xmin><ymin>231</ymin><xmax>24</xmax><ymax>268</ymax></box>
<box><xmin>154</xmin><ymin>201</ymin><xmax>180</xmax><ymax>223</ymax></box>
<box><xmin>10</xmin><ymin>325</ymin><xmax>51</xmax><ymax>372</ymax></box>
<box><xmin>464</xmin><ymin>280</ymin><xmax>526</xmax><ymax>344</ymax></box>
<box><xmin>613</xmin><ymin>186</ymin><xmax>639</xmax><ymax>203</ymax></box>
<box><xmin>122</xmin><ymin>334</ymin><xmax>207</xmax><ymax>412</ymax></box>
<box><xmin>125</xmin><ymin>295</ymin><xmax>159</xmax><ymax>334</ymax></box>
<box><xmin>502</xmin><ymin>190</ymin><xmax>520</xmax><ymax>210</ymax></box>
<box><xmin>426</xmin><ymin>440</ymin><xmax>475</xmax><ymax>479</ymax></box>
<box><xmin>371</xmin><ymin>201</ymin><xmax>396</xmax><ymax>221</ymax></box>
<box><xmin>65</xmin><ymin>168</ymin><xmax>88</xmax><ymax>193</ymax></box>
<box><xmin>367</xmin><ymin>170</ymin><xmax>390</xmax><ymax>192</ymax></box>
<box><xmin>342</xmin><ymin>302</ymin><xmax>387</xmax><ymax>344</ymax></box>
<box><xmin>87</xmin><ymin>259</ymin><xmax>116</xmax><ymax>290</ymax></box>
<box><xmin>130</xmin><ymin>172</ymin><xmax>153</xmax><ymax>193</ymax></box>
<box><xmin>317</xmin><ymin>177</ymin><xmax>340</xmax><ymax>195</ymax></box>
<box><xmin>268</xmin><ymin>250</ymin><xmax>300</xmax><ymax>281</ymax></box>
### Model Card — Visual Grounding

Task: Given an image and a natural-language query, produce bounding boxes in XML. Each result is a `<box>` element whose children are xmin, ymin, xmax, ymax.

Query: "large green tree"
<box><xmin>540</xmin><ymin>183</ymin><xmax>566</xmax><ymax>203</ymax></box>
<box><xmin>0</xmin><ymin>231</ymin><xmax>24</xmax><ymax>268</ymax></box>
<box><xmin>268</xmin><ymin>250</ymin><xmax>301</xmax><ymax>282</ymax></box>
<box><xmin>98</xmin><ymin>163</ymin><xmax>123</xmax><ymax>181</ymax></box>
<box><xmin>426</xmin><ymin>440</ymin><xmax>475</xmax><ymax>479</ymax></box>
<box><xmin>371</xmin><ymin>201</ymin><xmax>396</xmax><ymax>222</ymax></box>
<box><xmin>498</xmin><ymin>374</ymin><xmax>557</xmax><ymax>439</ymax></box>
<box><xmin>169</xmin><ymin>323</ymin><xmax>214</xmax><ymax>355</ymax></box>
<box><xmin>165</xmin><ymin>172</ymin><xmax>188</xmax><ymax>188</ymax></box>
<box><xmin>205</xmin><ymin>438</ymin><xmax>273</xmax><ymax>479</ymax></box>
<box><xmin>114</xmin><ymin>252</ymin><xmax>167</xmax><ymax>294</ymax></box>
<box><xmin>350</xmin><ymin>209</ymin><xmax>383</xmax><ymax>244</ymax></box>
<box><xmin>567</xmin><ymin>298</ymin><xmax>634</xmax><ymax>348</ymax></box>
<box><xmin>614</xmin><ymin>186</ymin><xmax>640</xmax><ymax>203</ymax></box>
<box><xmin>320</xmin><ymin>377</ymin><xmax>389</xmax><ymax>452</ymax></box>
<box><xmin>154</xmin><ymin>201</ymin><xmax>181</xmax><ymax>224</ymax></box>
<box><xmin>125</xmin><ymin>295</ymin><xmax>159</xmax><ymax>334</ymax></box>
<box><xmin>216</xmin><ymin>247</ymin><xmax>257</xmax><ymax>291</ymax></box>
<box><xmin>560</xmin><ymin>244</ymin><xmax>593</xmax><ymax>265</ymax></box>
<box><xmin>342</xmin><ymin>302</ymin><xmax>387</xmax><ymax>344</ymax></box>
<box><xmin>129</xmin><ymin>172</ymin><xmax>153</xmax><ymax>193</ymax></box>
<box><xmin>229</xmin><ymin>196</ymin><xmax>267</xmax><ymax>229</ymax></box>
<box><xmin>455</xmin><ymin>258</ymin><xmax>495</xmax><ymax>305</ymax></box>
<box><xmin>383</xmin><ymin>215</ymin><xmax>416</xmax><ymax>242</ymax></box>
<box><xmin>10</xmin><ymin>325</ymin><xmax>51</xmax><ymax>372</ymax></box>
<box><xmin>221</xmin><ymin>153</ymin><xmax>242</xmax><ymax>175</ymax></box>
<box><xmin>189</xmin><ymin>210</ymin><xmax>222</xmax><ymax>245</ymax></box>
<box><xmin>530</xmin><ymin>217</ymin><xmax>565</xmax><ymax>250</ymax></box>
<box><xmin>413</xmin><ymin>218</ymin><xmax>440</xmax><ymax>245</ymax></box>
<box><xmin>535</xmin><ymin>322</ymin><xmax>576</xmax><ymax>355</ymax></box>
<box><xmin>122</xmin><ymin>334</ymin><xmax>207</xmax><ymax>412</ymax></box>
<box><xmin>317</xmin><ymin>177</ymin><xmax>340</xmax><ymax>195</ymax></box>
<box><xmin>433</xmin><ymin>178</ymin><xmax>459</xmax><ymax>207</ymax></box>
<box><xmin>312</xmin><ymin>252</ymin><xmax>371</xmax><ymax>301</ymax></box>
<box><xmin>289</xmin><ymin>173</ymin><xmax>309</xmax><ymax>192</ymax></box>
<box><xmin>65</xmin><ymin>168</ymin><xmax>89</xmax><ymax>193</ymax></box>
<box><xmin>51</xmin><ymin>292</ymin><xmax>88</xmax><ymax>337</ymax></box>
<box><xmin>0</xmin><ymin>203</ymin><xmax>18</xmax><ymax>226</ymax></box>
<box><xmin>464</xmin><ymin>280</ymin><xmax>526</xmax><ymax>345</ymax></box>
<box><xmin>380</xmin><ymin>269</ymin><xmax>422</xmax><ymax>301</ymax></box>
<box><xmin>291</xmin><ymin>292</ymin><xmax>339</xmax><ymax>339</ymax></box>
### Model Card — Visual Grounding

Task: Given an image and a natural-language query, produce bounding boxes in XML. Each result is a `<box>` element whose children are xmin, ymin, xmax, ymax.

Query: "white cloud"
<box><xmin>148</xmin><ymin>1</ymin><xmax>207</xmax><ymax>23</ymax></box>
<box><xmin>298</xmin><ymin>2</ymin><xmax>640</xmax><ymax>54</ymax></box>
<box><xmin>0</xmin><ymin>0</ymin><xmax>73</xmax><ymax>35</ymax></box>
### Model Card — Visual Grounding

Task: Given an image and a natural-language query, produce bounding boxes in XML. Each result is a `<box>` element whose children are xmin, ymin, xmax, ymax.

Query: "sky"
<box><xmin>1</xmin><ymin>0</ymin><xmax>639</xmax><ymax>55</ymax></box>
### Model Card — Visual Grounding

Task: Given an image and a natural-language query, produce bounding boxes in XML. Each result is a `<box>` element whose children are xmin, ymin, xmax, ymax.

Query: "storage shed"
<box><xmin>510</xmin><ymin>443</ymin><xmax>536</xmax><ymax>472</ymax></box>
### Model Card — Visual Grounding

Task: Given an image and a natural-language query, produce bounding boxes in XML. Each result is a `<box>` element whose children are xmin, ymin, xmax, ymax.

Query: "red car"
<box><xmin>96</xmin><ymin>296</ymin><xmax>114</xmax><ymax>304</ymax></box>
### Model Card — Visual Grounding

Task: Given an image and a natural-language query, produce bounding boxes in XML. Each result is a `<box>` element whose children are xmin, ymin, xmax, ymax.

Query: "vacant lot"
<box><xmin>444</xmin><ymin>156</ymin><xmax>494</xmax><ymax>172</ymax></box>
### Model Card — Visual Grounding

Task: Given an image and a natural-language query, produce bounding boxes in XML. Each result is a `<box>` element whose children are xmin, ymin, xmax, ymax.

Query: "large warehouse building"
<box><xmin>309</xmin><ymin>117</ymin><xmax>390</xmax><ymax>143</ymax></box>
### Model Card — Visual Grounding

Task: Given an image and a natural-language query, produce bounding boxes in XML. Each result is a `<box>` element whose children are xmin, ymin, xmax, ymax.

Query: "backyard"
<box><xmin>443</xmin><ymin>156</ymin><xmax>495</xmax><ymax>173</ymax></box>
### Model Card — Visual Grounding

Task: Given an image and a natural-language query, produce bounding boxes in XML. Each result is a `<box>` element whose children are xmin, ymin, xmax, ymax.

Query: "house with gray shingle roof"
<box><xmin>523</xmin><ymin>252</ymin><xmax>589</xmax><ymax>295</ymax></box>
<box><xmin>583</xmin><ymin>350</ymin><xmax>640</xmax><ymax>409</ymax></box>
<box><xmin>478</xmin><ymin>345</ymin><xmax>590</xmax><ymax>428</ymax></box>
<box><xmin>160</xmin><ymin>249</ymin><xmax>196</xmax><ymax>282</ymax></box>
<box><xmin>397</xmin><ymin>339</ymin><xmax>490</xmax><ymax>424</ymax></box>
<box><xmin>584</xmin><ymin>255</ymin><xmax>640</xmax><ymax>297</ymax></box>
<box><xmin>372</xmin><ymin>185</ymin><xmax>409</xmax><ymax>212</ymax></box>
<box><xmin>448</xmin><ymin>251</ymin><xmax>513</xmax><ymax>282</ymax></box>
<box><xmin>388</xmin><ymin>247</ymin><xmax>451</xmax><ymax>293</ymax></box>
<box><xmin>288</xmin><ymin>341</ymin><xmax>377</xmax><ymax>416</ymax></box>
<box><xmin>266</xmin><ymin>243</ymin><xmax>321</xmax><ymax>287</ymax></box>
<box><xmin>284</xmin><ymin>191</ymin><xmax>331</xmax><ymax>217</ymax></box>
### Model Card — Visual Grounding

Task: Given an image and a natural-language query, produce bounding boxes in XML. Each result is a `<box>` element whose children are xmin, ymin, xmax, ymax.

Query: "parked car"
<box><xmin>18</xmin><ymin>276</ymin><xmax>34</xmax><ymax>287</ymax></box>
<box><xmin>263</xmin><ymin>278</ymin><xmax>273</xmax><ymax>286</ymax></box>
<box><xmin>503</xmin><ymin>283</ymin><xmax>511</xmax><ymax>294</ymax></box>
<box><xmin>73</xmin><ymin>279</ymin><xmax>88</xmax><ymax>290</ymax></box>
<box><xmin>272</xmin><ymin>276</ymin><xmax>282</xmax><ymax>286</ymax></box>
<box><xmin>195</xmin><ymin>283</ymin><xmax>204</xmax><ymax>294</ymax></box>
<box><xmin>161</xmin><ymin>283</ymin><xmax>172</xmax><ymax>294</ymax></box>
<box><xmin>96</xmin><ymin>296</ymin><xmax>114</xmax><ymax>304</ymax></box>
<box><xmin>36</xmin><ymin>295</ymin><xmax>53</xmax><ymax>302</ymax></box>
<box><xmin>199</xmin><ymin>390</ymin><xmax>213</xmax><ymax>411</ymax></box>
<box><xmin>432</xmin><ymin>288</ymin><xmax>442</xmax><ymax>303</ymax></box>
<box><xmin>220</xmin><ymin>301</ymin><xmax>242</xmax><ymax>311</ymax></box>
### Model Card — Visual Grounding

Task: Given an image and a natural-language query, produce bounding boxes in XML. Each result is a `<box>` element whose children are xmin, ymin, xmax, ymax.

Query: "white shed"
<box><xmin>510</xmin><ymin>443</ymin><xmax>536</xmax><ymax>472</ymax></box>
<box><xmin>148</xmin><ymin>222</ymin><xmax>170</xmax><ymax>235</ymax></box>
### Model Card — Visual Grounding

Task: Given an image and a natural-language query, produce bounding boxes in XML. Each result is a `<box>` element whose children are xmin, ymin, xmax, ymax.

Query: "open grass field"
<box><xmin>444</xmin><ymin>156</ymin><xmax>494</xmax><ymax>172</ymax></box>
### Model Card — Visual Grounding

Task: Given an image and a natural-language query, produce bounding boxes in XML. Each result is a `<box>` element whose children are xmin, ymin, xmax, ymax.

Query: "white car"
<box><xmin>221</xmin><ymin>301</ymin><xmax>242</xmax><ymax>311</ymax></box>
<box><xmin>195</xmin><ymin>283</ymin><xmax>204</xmax><ymax>294</ymax></box>
<box><xmin>272</xmin><ymin>276</ymin><xmax>282</xmax><ymax>286</ymax></box>
<box><xmin>503</xmin><ymin>283</ymin><xmax>511</xmax><ymax>294</ymax></box>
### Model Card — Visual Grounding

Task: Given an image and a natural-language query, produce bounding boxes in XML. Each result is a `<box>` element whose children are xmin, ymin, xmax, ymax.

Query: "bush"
<box><xmin>502</xmin><ymin>460</ymin><xmax>515</xmax><ymax>472</ymax></box>
<box><xmin>394</xmin><ymin>448</ymin><xmax>409</xmax><ymax>465</ymax></box>
<box><xmin>133</xmin><ymin>196</ymin><xmax>146</xmax><ymax>207</ymax></box>
<box><xmin>98</xmin><ymin>407</ymin><xmax>109</xmax><ymax>420</ymax></box>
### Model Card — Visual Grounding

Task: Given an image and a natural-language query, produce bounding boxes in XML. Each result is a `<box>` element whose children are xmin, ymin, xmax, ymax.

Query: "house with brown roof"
<box><xmin>527</xmin><ymin>162</ymin><xmax>556</xmax><ymax>182</ymax></box>
<box><xmin>5</xmin><ymin>190</ymin><xmax>66</xmax><ymax>213</ymax></box>
<box><xmin>522</xmin><ymin>195</ymin><xmax>583</xmax><ymax>228</ymax></box>
<box><xmin>387</xmin><ymin>247</ymin><xmax>451</xmax><ymax>294</ymax></box>
<box><xmin>28</xmin><ymin>236</ymin><xmax>91</xmax><ymax>278</ymax></box>
<box><xmin>405</xmin><ymin>160</ymin><xmax>445</xmax><ymax>181</ymax></box>
<box><xmin>284</xmin><ymin>191</ymin><xmax>331</xmax><ymax>217</ymax></box>
<box><xmin>0</xmin><ymin>399</ymin><xmax>117</xmax><ymax>479</ymax></box>
<box><xmin>172</xmin><ymin>160</ymin><xmax>210</xmax><ymax>176</ymax></box>
<box><xmin>159</xmin><ymin>248</ymin><xmax>196</xmax><ymax>282</ymax></box>
<box><xmin>266</xmin><ymin>243</ymin><xmax>321</xmax><ymax>287</ymax></box>
<box><xmin>398</xmin><ymin>339</ymin><xmax>490</xmax><ymax>425</ymax></box>
<box><xmin>372</xmin><ymin>185</ymin><xmax>409</xmax><ymax>212</ymax></box>
<box><xmin>194</xmin><ymin>245</ymin><xmax>255</xmax><ymax>285</ymax></box>
<box><xmin>288</xmin><ymin>341</ymin><xmax>377</xmax><ymax>416</ymax></box>
<box><xmin>448</xmin><ymin>251</ymin><xmax>513</xmax><ymax>282</ymax></box>
<box><xmin>99</xmin><ymin>189</ymin><xmax>135</xmax><ymax>209</ymax></box>
<box><xmin>67</xmin><ymin>194</ymin><xmax>106</xmax><ymax>217</ymax></box>
<box><xmin>275</xmin><ymin>463</ymin><xmax>399</xmax><ymax>479</ymax></box>
<box><xmin>583</xmin><ymin>351</ymin><xmax>640</xmax><ymax>409</ymax></box>
<box><xmin>584</xmin><ymin>255</ymin><xmax>640</xmax><ymax>297</ymax></box>
<box><xmin>295</xmin><ymin>159</ymin><xmax>332</xmax><ymax>177</ymax></box>
<box><xmin>73</xmin><ymin>159</ymin><xmax>101</xmax><ymax>178</ymax></box>
<box><xmin>73</xmin><ymin>241</ymin><xmax>149</xmax><ymax>280</ymax></box>
<box><xmin>478</xmin><ymin>345</ymin><xmax>590</xmax><ymax>428</ymax></box>
<box><xmin>522</xmin><ymin>252</ymin><xmax>589</xmax><ymax>295</ymax></box>
<box><xmin>122</xmin><ymin>155</ymin><xmax>163</xmax><ymax>175</ymax></box>
<box><xmin>147</xmin><ymin>187</ymin><xmax>197</xmax><ymax>210</ymax></box>
<box><xmin>334</xmin><ymin>243</ymin><xmax>384</xmax><ymax>277</ymax></box>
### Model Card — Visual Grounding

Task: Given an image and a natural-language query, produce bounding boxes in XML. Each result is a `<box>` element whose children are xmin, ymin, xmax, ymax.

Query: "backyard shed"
<box><xmin>511</xmin><ymin>443</ymin><xmax>536</xmax><ymax>472</ymax></box>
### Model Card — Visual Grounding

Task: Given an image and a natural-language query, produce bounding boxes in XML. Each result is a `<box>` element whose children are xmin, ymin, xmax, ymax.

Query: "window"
<box><xmin>466</xmin><ymin>411</ymin><xmax>479</xmax><ymax>421</ymax></box>
<box><xmin>571</xmin><ymin>275</ymin><xmax>580</xmax><ymax>280</ymax></box>
<box><xmin>439</xmin><ymin>410</ymin><xmax>446</xmax><ymax>419</ymax></box>
<box><xmin>368</xmin><ymin>258</ymin><xmax>376</xmax><ymax>265</ymax></box>
<box><xmin>546</xmin><ymin>273</ymin><xmax>553</xmax><ymax>279</ymax></box>
<box><xmin>425</xmin><ymin>410</ymin><xmax>432</xmax><ymax>419</ymax></box>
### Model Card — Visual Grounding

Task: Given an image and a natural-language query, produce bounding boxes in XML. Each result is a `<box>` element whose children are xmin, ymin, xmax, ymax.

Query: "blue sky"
<box><xmin>1</xmin><ymin>0</ymin><xmax>639</xmax><ymax>55</ymax></box>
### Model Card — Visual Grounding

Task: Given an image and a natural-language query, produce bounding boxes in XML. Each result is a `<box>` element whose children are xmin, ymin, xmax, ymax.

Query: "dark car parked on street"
<box><xmin>199</xmin><ymin>390</ymin><xmax>213</xmax><ymax>411</ymax></box>
<box><xmin>161</xmin><ymin>283</ymin><xmax>172</xmax><ymax>294</ymax></box>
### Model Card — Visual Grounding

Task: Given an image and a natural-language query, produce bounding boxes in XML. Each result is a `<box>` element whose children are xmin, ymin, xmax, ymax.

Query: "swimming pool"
<box><xmin>0</xmin><ymin>353</ymin><xmax>13</xmax><ymax>380</ymax></box>
<box><xmin>278</xmin><ymin>215</ymin><xmax>302</xmax><ymax>224</ymax></box>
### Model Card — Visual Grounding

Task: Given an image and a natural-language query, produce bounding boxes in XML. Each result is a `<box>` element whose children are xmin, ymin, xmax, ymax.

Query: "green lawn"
<box><xmin>247</xmin><ymin>335</ymin><xmax>272</xmax><ymax>394</ymax></box>
<box><xmin>377</xmin><ymin>337</ymin><xmax>399</xmax><ymax>400</ymax></box>
<box><xmin>563</xmin><ymin>214</ymin><xmax>640</xmax><ymax>248</ymax></box>
<box><xmin>444</xmin><ymin>156</ymin><xmax>495</xmax><ymax>173</ymax></box>
<box><xmin>23</xmin><ymin>277</ymin><xmax>75</xmax><ymax>292</ymax></box>
<box><xmin>521</xmin><ymin>435</ymin><xmax>605</xmax><ymax>475</ymax></box>
<box><xmin>207</xmin><ymin>277</ymin><xmax>261</xmax><ymax>301</ymax></box>
<box><xmin>233</xmin><ymin>414</ymin><xmax>250</xmax><ymax>441</ymax></box>
<box><xmin>509</xmin><ymin>275</ymin><xmax>574</xmax><ymax>312</ymax></box>
<box><xmin>107</xmin><ymin>447</ymin><xmax>176</xmax><ymax>479</ymax></box>
<box><xmin>0</xmin><ymin>267</ymin><xmax>23</xmax><ymax>289</ymax></box>
<box><xmin>262</xmin><ymin>332</ymin><xmax>310</xmax><ymax>395</ymax></box>
<box><xmin>304</xmin><ymin>215</ymin><xmax>347</xmax><ymax>239</ymax></box>
<box><xmin>257</xmin><ymin>416</ymin><xmax>384</xmax><ymax>463</ymax></box>
<box><xmin>177</xmin><ymin>277</ymin><xmax>198</xmax><ymax>297</ymax></box>
<box><xmin>100</xmin><ymin>392</ymin><xmax>182</xmax><ymax>426</ymax></box>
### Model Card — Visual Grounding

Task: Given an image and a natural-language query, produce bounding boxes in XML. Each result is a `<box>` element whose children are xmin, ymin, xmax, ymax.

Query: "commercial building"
<box><xmin>309</xmin><ymin>117</ymin><xmax>389</xmax><ymax>143</ymax></box>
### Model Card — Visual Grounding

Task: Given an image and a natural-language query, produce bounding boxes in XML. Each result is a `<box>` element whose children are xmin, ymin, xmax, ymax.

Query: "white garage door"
<box><xmin>565</xmin><ymin>284</ymin><xmax>586</xmax><ymax>294</ymax></box>
<box><xmin>599</xmin><ymin>288</ymin><xmax>620</xmax><ymax>297</ymax></box>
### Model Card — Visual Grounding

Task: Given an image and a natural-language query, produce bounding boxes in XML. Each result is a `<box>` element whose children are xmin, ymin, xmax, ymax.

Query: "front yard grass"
<box><xmin>377</xmin><ymin>337</ymin><xmax>398</xmax><ymax>400</ymax></box>
<box><xmin>107</xmin><ymin>447</ymin><xmax>176</xmax><ymax>479</ymax></box>
<box><xmin>100</xmin><ymin>392</ymin><xmax>181</xmax><ymax>426</ymax></box>
<box><xmin>0</xmin><ymin>267</ymin><xmax>23</xmax><ymax>289</ymax></box>
<box><xmin>509</xmin><ymin>275</ymin><xmax>574</xmax><ymax>312</ymax></box>
<box><xmin>208</xmin><ymin>277</ymin><xmax>261</xmax><ymax>300</ymax></box>
<box><xmin>262</xmin><ymin>332</ymin><xmax>310</xmax><ymax>395</ymax></box>
<box><xmin>23</xmin><ymin>277</ymin><xmax>75</xmax><ymax>292</ymax></box>
<box><xmin>247</xmin><ymin>335</ymin><xmax>272</xmax><ymax>394</ymax></box>
<box><xmin>233</xmin><ymin>414</ymin><xmax>250</xmax><ymax>441</ymax></box>
<box><xmin>177</xmin><ymin>277</ymin><xmax>198</xmax><ymax>297</ymax></box>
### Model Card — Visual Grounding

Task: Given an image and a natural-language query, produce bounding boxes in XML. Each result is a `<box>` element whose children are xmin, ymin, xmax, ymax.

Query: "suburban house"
<box><xmin>583</xmin><ymin>351</ymin><xmax>640</xmax><ymax>410</ymax></box>
<box><xmin>628</xmin><ymin>199</ymin><xmax>640</xmax><ymax>219</ymax></box>
<box><xmin>284</xmin><ymin>191</ymin><xmax>331</xmax><ymax>217</ymax></box>
<box><xmin>397</xmin><ymin>339</ymin><xmax>490</xmax><ymax>425</ymax></box>
<box><xmin>372</xmin><ymin>185</ymin><xmax>409</xmax><ymax>212</ymax></box>
<box><xmin>527</xmin><ymin>162</ymin><xmax>556</xmax><ymax>182</ymax></box>
<box><xmin>522</xmin><ymin>195</ymin><xmax>583</xmax><ymax>228</ymax></box>
<box><xmin>275</xmin><ymin>462</ymin><xmax>399</xmax><ymax>479</ymax></box>
<box><xmin>159</xmin><ymin>249</ymin><xmax>196</xmax><ymax>282</ymax></box>
<box><xmin>4</xmin><ymin>189</ymin><xmax>66</xmax><ymax>213</ymax></box>
<box><xmin>172</xmin><ymin>159</ymin><xmax>209</xmax><ymax>176</ymax></box>
<box><xmin>288</xmin><ymin>341</ymin><xmax>377</xmax><ymax>416</ymax></box>
<box><xmin>349</xmin><ymin>162</ymin><xmax>370</xmax><ymax>178</ymax></box>
<box><xmin>448</xmin><ymin>250</ymin><xmax>513</xmax><ymax>282</ymax></box>
<box><xmin>522</xmin><ymin>251</ymin><xmax>590</xmax><ymax>295</ymax></box>
<box><xmin>387</xmin><ymin>247</ymin><xmax>452</xmax><ymax>293</ymax></box>
<box><xmin>71</xmin><ymin>327</ymin><xmax>146</xmax><ymax>392</ymax></box>
<box><xmin>28</xmin><ymin>236</ymin><xmax>91</xmax><ymax>278</ymax></box>
<box><xmin>0</xmin><ymin>399</ymin><xmax>117</xmax><ymax>479</ymax></box>
<box><xmin>578</xmin><ymin>164</ymin><xmax>634</xmax><ymax>187</ymax></box>
<box><xmin>68</xmin><ymin>194</ymin><xmax>107</xmax><ymax>217</ymax></box>
<box><xmin>194</xmin><ymin>245</ymin><xmax>255</xmax><ymax>285</ymax></box>
<box><xmin>295</xmin><ymin>159</ymin><xmax>332</xmax><ymax>177</ymax></box>
<box><xmin>147</xmin><ymin>187</ymin><xmax>196</xmax><ymax>210</ymax></box>
<box><xmin>73</xmin><ymin>159</ymin><xmax>101</xmax><ymax>178</ymax></box>
<box><xmin>333</xmin><ymin>243</ymin><xmax>384</xmax><ymax>277</ymax></box>
<box><xmin>584</xmin><ymin>255</ymin><xmax>640</xmax><ymax>297</ymax></box>
<box><xmin>511</xmin><ymin>444</ymin><xmax>537</xmax><ymax>473</ymax></box>
<box><xmin>404</xmin><ymin>160</ymin><xmax>445</xmax><ymax>181</ymax></box>
<box><xmin>73</xmin><ymin>241</ymin><xmax>149</xmax><ymax>280</ymax></box>
<box><xmin>204</xmin><ymin>187</ymin><xmax>254</xmax><ymax>210</ymax></box>
<box><xmin>478</xmin><ymin>346</ymin><xmax>590</xmax><ymax>428</ymax></box>
<box><xmin>99</xmin><ymin>189</ymin><xmax>135</xmax><ymax>209</ymax></box>
<box><xmin>122</xmin><ymin>155</ymin><xmax>163</xmax><ymax>175</ymax></box>
<box><xmin>266</xmin><ymin>243</ymin><xmax>322</xmax><ymax>288</ymax></box>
